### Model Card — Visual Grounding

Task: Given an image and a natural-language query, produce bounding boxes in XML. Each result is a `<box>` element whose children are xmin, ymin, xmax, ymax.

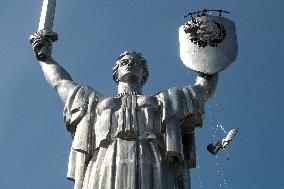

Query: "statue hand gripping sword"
<box><xmin>30</xmin><ymin>0</ymin><xmax>58</xmax><ymax>61</ymax></box>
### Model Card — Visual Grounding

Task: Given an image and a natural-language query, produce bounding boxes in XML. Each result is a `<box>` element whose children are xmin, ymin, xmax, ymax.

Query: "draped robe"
<box><xmin>63</xmin><ymin>84</ymin><xmax>205</xmax><ymax>189</ymax></box>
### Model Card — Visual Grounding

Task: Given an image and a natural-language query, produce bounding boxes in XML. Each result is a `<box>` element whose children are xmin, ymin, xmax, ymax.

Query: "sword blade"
<box><xmin>38</xmin><ymin>0</ymin><xmax>56</xmax><ymax>31</ymax></box>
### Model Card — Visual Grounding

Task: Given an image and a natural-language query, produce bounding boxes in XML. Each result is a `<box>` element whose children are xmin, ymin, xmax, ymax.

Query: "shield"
<box><xmin>179</xmin><ymin>15</ymin><xmax>238</xmax><ymax>74</ymax></box>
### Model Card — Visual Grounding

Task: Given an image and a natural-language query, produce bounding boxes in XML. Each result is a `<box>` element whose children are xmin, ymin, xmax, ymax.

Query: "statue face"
<box><xmin>117</xmin><ymin>55</ymin><xmax>144</xmax><ymax>84</ymax></box>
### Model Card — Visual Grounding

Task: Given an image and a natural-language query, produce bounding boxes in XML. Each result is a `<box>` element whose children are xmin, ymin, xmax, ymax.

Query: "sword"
<box><xmin>30</xmin><ymin>0</ymin><xmax>58</xmax><ymax>60</ymax></box>
<box><xmin>38</xmin><ymin>0</ymin><xmax>56</xmax><ymax>32</ymax></box>
<box><xmin>30</xmin><ymin>0</ymin><xmax>58</xmax><ymax>44</ymax></box>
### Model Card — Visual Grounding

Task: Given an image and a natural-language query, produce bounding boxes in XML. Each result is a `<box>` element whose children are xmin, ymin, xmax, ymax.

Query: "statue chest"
<box><xmin>94</xmin><ymin>95</ymin><xmax>162</xmax><ymax>145</ymax></box>
<box><xmin>96</xmin><ymin>95</ymin><xmax>159</xmax><ymax>113</ymax></box>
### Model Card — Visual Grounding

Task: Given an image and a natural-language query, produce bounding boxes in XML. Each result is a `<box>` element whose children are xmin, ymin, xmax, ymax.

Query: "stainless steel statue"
<box><xmin>30</xmin><ymin>2</ymin><xmax>238</xmax><ymax>189</ymax></box>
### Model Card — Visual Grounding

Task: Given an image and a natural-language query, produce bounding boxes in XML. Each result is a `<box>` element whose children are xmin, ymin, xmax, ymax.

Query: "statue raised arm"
<box><xmin>30</xmin><ymin>30</ymin><xmax>78</xmax><ymax>103</ymax></box>
<box><xmin>29</xmin><ymin>0</ymin><xmax>79</xmax><ymax>103</ymax></box>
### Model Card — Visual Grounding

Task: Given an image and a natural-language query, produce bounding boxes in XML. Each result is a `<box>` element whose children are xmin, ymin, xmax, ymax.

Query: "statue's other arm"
<box><xmin>193</xmin><ymin>73</ymin><xmax>219</xmax><ymax>102</ymax></box>
<box><xmin>30</xmin><ymin>32</ymin><xmax>77</xmax><ymax>103</ymax></box>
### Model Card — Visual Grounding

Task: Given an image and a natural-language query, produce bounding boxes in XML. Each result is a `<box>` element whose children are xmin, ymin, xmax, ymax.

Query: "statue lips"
<box><xmin>123</xmin><ymin>69</ymin><xmax>140</xmax><ymax>82</ymax></box>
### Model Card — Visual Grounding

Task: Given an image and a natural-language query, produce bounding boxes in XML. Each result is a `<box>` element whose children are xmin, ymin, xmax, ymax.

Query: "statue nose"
<box><xmin>126</xmin><ymin>60</ymin><xmax>134</xmax><ymax>68</ymax></box>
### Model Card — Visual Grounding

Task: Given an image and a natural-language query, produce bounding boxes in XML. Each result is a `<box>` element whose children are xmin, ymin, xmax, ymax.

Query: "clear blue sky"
<box><xmin>0</xmin><ymin>0</ymin><xmax>283</xmax><ymax>188</ymax></box>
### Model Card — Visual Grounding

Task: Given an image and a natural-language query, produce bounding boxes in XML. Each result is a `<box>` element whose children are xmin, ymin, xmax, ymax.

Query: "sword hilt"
<box><xmin>29</xmin><ymin>29</ymin><xmax>58</xmax><ymax>61</ymax></box>
<box><xmin>29</xmin><ymin>29</ymin><xmax>58</xmax><ymax>45</ymax></box>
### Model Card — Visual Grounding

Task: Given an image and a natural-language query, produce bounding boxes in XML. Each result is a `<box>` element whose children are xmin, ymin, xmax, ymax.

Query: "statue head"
<box><xmin>113</xmin><ymin>51</ymin><xmax>149</xmax><ymax>85</ymax></box>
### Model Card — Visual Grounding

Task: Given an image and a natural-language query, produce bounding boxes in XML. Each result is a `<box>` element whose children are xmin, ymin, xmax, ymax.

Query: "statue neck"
<box><xmin>117</xmin><ymin>82</ymin><xmax>142</xmax><ymax>96</ymax></box>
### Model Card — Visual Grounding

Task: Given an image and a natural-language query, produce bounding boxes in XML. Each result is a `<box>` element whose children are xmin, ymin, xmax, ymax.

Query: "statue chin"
<box><xmin>119</xmin><ymin>73</ymin><xmax>141</xmax><ymax>84</ymax></box>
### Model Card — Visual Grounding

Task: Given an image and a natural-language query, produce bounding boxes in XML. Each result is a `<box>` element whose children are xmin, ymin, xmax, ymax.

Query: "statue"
<box><xmin>30</xmin><ymin>2</ymin><xmax>237</xmax><ymax>189</ymax></box>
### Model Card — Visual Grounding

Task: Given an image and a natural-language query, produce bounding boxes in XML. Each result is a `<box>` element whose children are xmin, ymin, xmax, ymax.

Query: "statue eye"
<box><xmin>132</xmin><ymin>60</ymin><xmax>141</xmax><ymax>65</ymax></box>
<box><xmin>120</xmin><ymin>60</ymin><xmax>129</xmax><ymax>66</ymax></box>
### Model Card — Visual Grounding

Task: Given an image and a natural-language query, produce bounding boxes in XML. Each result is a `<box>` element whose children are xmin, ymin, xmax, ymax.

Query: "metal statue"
<box><xmin>30</xmin><ymin>2</ymin><xmax>238</xmax><ymax>189</ymax></box>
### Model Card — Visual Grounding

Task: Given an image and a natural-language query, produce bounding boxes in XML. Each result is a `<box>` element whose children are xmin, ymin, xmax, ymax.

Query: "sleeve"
<box><xmin>156</xmin><ymin>86</ymin><xmax>205</xmax><ymax>169</ymax></box>
<box><xmin>63</xmin><ymin>85</ymin><xmax>103</xmax><ymax>184</ymax></box>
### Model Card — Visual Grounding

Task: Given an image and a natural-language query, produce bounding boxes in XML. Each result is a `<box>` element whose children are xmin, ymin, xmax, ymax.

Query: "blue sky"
<box><xmin>0</xmin><ymin>0</ymin><xmax>283</xmax><ymax>188</ymax></box>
